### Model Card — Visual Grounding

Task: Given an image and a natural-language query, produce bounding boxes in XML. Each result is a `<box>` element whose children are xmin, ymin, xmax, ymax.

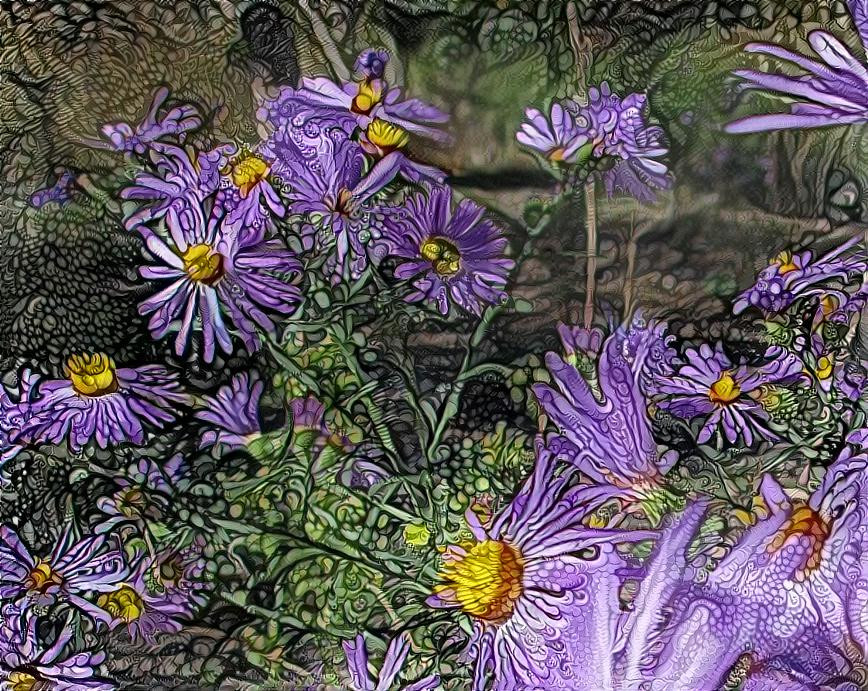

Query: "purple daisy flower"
<box><xmin>733</xmin><ymin>236</ymin><xmax>866</xmax><ymax>316</ymax></box>
<box><xmin>426</xmin><ymin>438</ymin><xmax>656</xmax><ymax>690</ymax></box>
<box><xmin>136</xmin><ymin>209</ymin><xmax>302</xmax><ymax>362</ymax></box>
<box><xmin>653</xmin><ymin>343</ymin><xmax>803</xmax><ymax>445</ymax></box>
<box><xmin>11</xmin><ymin>354</ymin><xmax>188</xmax><ymax>452</ymax></box>
<box><xmin>97</xmin><ymin>552</ymin><xmax>192</xmax><ymax>644</ymax></box>
<box><xmin>532</xmin><ymin>327</ymin><xmax>679</xmax><ymax>516</ymax></box>
<box><xmin>383</xmin><ymin>185</ymin><xmax>514</xmax><ymax>315</ymax></box>
<box><xmin>343</xmin><ymin>633</ymin><xmax>439</xmax><ymax>691</ymax></box>
<box><xmin>515</xmin><ymin>101</ymin><xmax>589</xmax><ymax>163</ymax></box>
<box><xmin>196</xmin><ymin>371</ymin><xmax>263</xmax><ymax>450</ymax></box>
<box><xmin>0</xmin><ymin>606</ymin><xmax>114</xmax><ymax>690</ymax></box>
<box><xmin>0</xmin><ymin>524</ymin><xmax>128</xmax><ymax>622</ymax></box>
<box><xmin>726</xmin><ymin>0</ymin><xmax>868</xmax><ymax>134</ymax></box>
<box><xmin>83</xmin><ymin>87</ymin><xmax>200</xmax><ymax>154</ymax></box>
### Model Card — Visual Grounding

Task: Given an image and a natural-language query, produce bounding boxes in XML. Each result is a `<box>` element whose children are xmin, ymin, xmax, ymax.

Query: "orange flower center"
<box><xmin>25</xmin><ymin>560</ymin><xmax>63</xmax><ymax>595</ymax></box>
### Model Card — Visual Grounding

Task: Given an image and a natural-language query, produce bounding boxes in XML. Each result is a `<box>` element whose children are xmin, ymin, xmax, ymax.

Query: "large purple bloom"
<box><xmin>0</xmin><ymin>524</ymin><xmax>128</xmax><ymax>622</ymax></box>
<box><xmin>383</xmin><ymin>185</ymin><xmax>514</xmax><ymax>315</ymax></box>
<box><xmin>136</xmin><ymin>208</ymin><xmax>302</xmax><ymax>362</ymax></box>
<box><xmin>343</xmin><ymin>633</ymin><xmax>439</xmax><ymax>691</ymax></box>
<box><xmin>426</xmin><ymin>439</ymin><xmax>656</xmax><ymax>690</ymax></box>
<box><xmin>196</xmin><ymin>371</ymin><xmax>263</xmax><ymax>450</ymax></box>
<box><xmin>726</xmin><ymin>0</ymin><xmax>868</xmax><ymax>133</ymax></box>
<box><xmin>11</xmin><ymin>355</ymin><xmax>188</xmax><ymax>452</ymax></box>
<box><xmin>0</xmin><ymin>606</ymin><xmax>114</xmax><ymax>690</ymax></box>
<box><xmin>653</xmin><ymin>342</ymin><xmax>803</xmax><ymax>445</ymax></box>
<box><xmin>515</xmin><ymin>101</ymin><xmax>589</xmax><ymax>163</ymax></box>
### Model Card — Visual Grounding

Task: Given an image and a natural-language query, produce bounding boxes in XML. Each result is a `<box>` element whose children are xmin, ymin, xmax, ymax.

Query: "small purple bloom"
<box><xmin>291</xmin><ymin>395</ymin><xmax>327</xmax><ymax>433</ymax></box>
<box><xmin>136</xmin><ymin>210</ymin><xmax>302</xmax><ymax>362</ymax></box>
<box><xmin>343</xmin><ymin>633</ymin><xmax>439</xmax><ymax>691</ymax></box>
<box><xmin>196</xmin><ymin>371</ymin><xmax>263</xmax><ymax>450</ymax></box>
<box><xmin>354</xmin><ymin>49</ymin><xmax>389</xmax><ymax>80</ymax></box>
<box><xmin>83</xmin><ymin>87</ymin><xmax>201</xmax><ymax>154</ymax></box>
<box><xmin>727</xmin><ymin>1</ymin><xmax>868</xmax><ymax>134</ymax></box>
<box><xmin>0</xmin><ymin>606</ymin><xmax>114</xmax><ymax>690</ymax></box>
<box><xmin>0</xmin><ymin>524</ymin><xmax>128</xmax><ymax>622</ymax></box>
<box><xmin>653</xmin><ymin>343</ymin><xmax>803</xmax><ymax>445</ymax></box>
<box><xmin>12</xmin><ymin>354</ymin><xmax>188</xmax><ymax>452</ymax></box>
<box><xmin>383</xmin><ymin>185</ymin><xmax>514</xmax><ymax>315</ymax></box>
<box><xmin>515</xmin><ymin>101</ymin><xmax>589</xmax><ymax>163</ymax></box>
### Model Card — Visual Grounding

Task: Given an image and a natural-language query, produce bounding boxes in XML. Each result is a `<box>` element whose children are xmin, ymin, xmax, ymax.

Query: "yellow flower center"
<box><xmin>773</xmin><ymin>250</ymin><xmax>798</xmax><ymax>275</ymax></box>
<box><xmin>820</xmin><ymin>294</ymin><xmax>839</xmax><ymax>316</ymax></box>
<box><xmin>351</xmin><ymin>79</ymin><xmax>384</xmax><ymax>115</ymax></box>
<box><xmin>8</xmin><ymin>671</ymin><xmax>39</xmax><ymax>691</ymax></box>
<box><xmin>816</xmin><ymin>355</ymin><xmax>834</xmax><ymax>380</ymax></box>
<box><xmin>67</xmin><ymin>353</ymin><xmax>119</xmax><ymax>397</ymax></box>
<box><xmin>97</xmin><ymin>585</ymin><xmax>145</xmax><ymax>623</ymax></box>
<box><xmin>709</xmin><ymin>371</ymin><xmax>741</xmax><ymax>405</ymax></box>
<box><xmin>420</xmin><ymin>237</ymin><xmax>461</xmax><ymax>276</ymax></box>
<box><xmin>366</xmin><ymin>119</ymin><xmax>409</xmax><ymax>153</ymax></box>
<box><xmin>548</xmin><ymin>147</ymin><xmax>566</xmax><ymax>162</ymax></box>
<box><xmin>25</xmin><ymin>560</ymin><xmax>63</xmax><ymax>595</ymax></box>
<box><xmin>230</xmin><ymin>154</ymin><xmax>269</xmax><ymax>199</ymax></box>
<box><xmin>434</xmin><ymin>539</ymin><xmax>524</xmax><ymax>623</ymax></box>
<box><xmin>182</xmin><ymin>243</ymin><xmax>225</xmax><ymax>284</ymax></box>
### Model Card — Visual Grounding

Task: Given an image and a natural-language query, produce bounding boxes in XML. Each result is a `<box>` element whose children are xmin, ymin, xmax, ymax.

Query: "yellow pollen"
<box><xmin>97</xmin><ymin>585</ymin><xmax>145</xmax><ymax>623</ymax></box>
<box><xmin>366</xmin><ymin>119</ymin><xmax>409</xmax><ymax>153</ymax></box>
<box><xmin>351</xmin><ymin>79</ymin><xmax>383</xmax><ymax>115</ymax></box>
<box><xmin>420</xmin><ymin>237</ymin><xmax>461</xmax><ymax>276</ymax></box>
<box><xmin>709</xmin><ymin>371</ymin><xmax>741</xmax><ymax>405</ymax></box>
<box><xmin>25</xmin><ymin>560</ymin><xmax>63</xmax><ymax>594</ymax></box>
<box><xmin>230</xmin><ymin>154</ymin><xmax>269</xmax><ymax>199</ymax></box>
<box><xmin>816</xmin><ymin>355</ymin><xmax>834</xmax><ymax>380</ymax></box>
<box><xmin>182</xmin><ymin>243</ymin><xmax>225</xmax><ymax>284</ymax></box>
<box><xmin>767</xmin><ymin>505</ymin><xmax>829</xmax><ymax>576</ymax></box>
<box><xmin>548</xmin><ymin>147</ymin><xmax>566</xmax><ymax>162</ymax></box>
<box><xmin>820</xmin><ymin>294</ymin><xmax>839</xmax><ymax>316</ymax></box>
<box><xmin>8</xmin><ymin>671</ymin><xmax>39</xmax><ymax>691</ymax></box>
<box><xmin>434</xmin><ymin>539</ymin><xmax>524</xmax><ymax>623</ymax></box>
<box><xmin>773</xmin><ymin>250</ymin><xmax>798</xmax><ymax>275</ymax></box>
<box><xmin>67</xmin><ymin>353</ymin><xmax>119</xmax><ymax>397</ymax></box>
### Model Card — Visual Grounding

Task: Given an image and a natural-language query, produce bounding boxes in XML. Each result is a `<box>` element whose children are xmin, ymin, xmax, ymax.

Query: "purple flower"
<box><xmin>532</xmin><ymin>328</ymin><xmax>679</xmax><ymax>512</ymax></box>
<box><xmin>0</xmin><ymin>524</ymin><xmax>128</xmax><ymax>622</ymax></box>
<box><xmin>383</xmin><ymin>185</ymin><xmax>514</xmax><ymax>315</ymax></box>
<box><xmin>653</xmin><ymin>343</ymin><xmax>803</xmax><ymax>445</ymax></box>
<box><xmin>97</xmin><ymin>553</ymin><xmax>192</xmax><ymax>644</ymax></box>
<box><xmin>136</xmin><ymin>210</ymin><xmax>302</xmax><ymax>362</ymax></box>
<box><xmin>343</xmin><ymin>633</ymin><xmax>439</xmax><ymax>691</ymax></box>
<box><xmin>733</xmin><ymin>236</ymin><xmax>866</xmax><ymax>316</ymax></box>
<box><xmin>217</xmin><ymin>146</ymin><xmax>286</xmax><ymax>235</ymax></box>
<box><xmin>196</xmin><ymin>371</ymin><xmax>263</xmax><ymax>450</ymax></box>
<box><xmin>515</xmin><ymin>101</ymin><xmax>589</xmax><ymax>163</ymax></box>
<box><xmin>143</xmin><ymin>540</ymin><xmax>209</xmax><ymax>611</ymax></box>
<box><xmin>354</xmin><ymin>49</ymin><xmax>390</xmax><ymax>80</ymax></box>
<box><xmin>291</xmin><ymin>395</ymin><xmax>327</xmax><ymax>433</ymax></box>
<box><xmin>726</xmin><ymin>0</ymin><xmax>868</xmax><ymax>134</ymax></box>
<box><xmin>83</xmin><ymin>87</ymin><xmax>201</xmax><ymax>154</ymax></box>
<box><xmin>426</xmin><ymin>439</ymin><xmax>656</xmax><ymax>690</ymax></box>
<box><xmin>0</xmin><ymin>606</ymin><xmax>114</xmax><ymax>690</ymax></box>
<box><xmin>29</xmin><ymin>171</ymin><xmax>76</xmax><ymax>208</ymax></box>
<box><xmin>11</xmin><ymin>354</ymin><xmax>188</xmax><ymax>452</ymax></box>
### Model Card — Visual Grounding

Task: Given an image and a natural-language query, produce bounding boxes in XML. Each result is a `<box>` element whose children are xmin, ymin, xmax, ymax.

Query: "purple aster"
<box><xmin>0</xmin><ymin>606</ymin><xmax>114</xmax><ymax>690</ymax></box>
<box><xmin>136</xmin><ymin>209</ymin><xmax>302</xmax><ymax>362</ymax></box>
<box><xmin>28</xmin><ymin>170</ymin><xmax>77</xmax><ymax>208</ymax></box>
<box><xmin>0</xmin><ymin>524</ymin><xmax>128</xmax><ymax>623</ymax></box>
<box><xmin>515</xmin><ymin>101</ymin><xmax>589</xmax><ymax>163</ymax></box>
<box><xmin>343</xmin><ymin>633</ymin><xmax>439</xmax><ymax>691</ymax></box>
<box><xmin>733</xmin><ymin>236</ymin><xmax>866</xmax><ymax>316</ymax></box>
<box><xmin>217</xmin><ymin>146</ymin><xmax>286</xmax><ymax>238</ymax></box>
<box><xmin>426</xmin><ymin>438</ymin><xmax>656</xmax><ymax>690</ymax></box>
<box><xmin>83</xmin><ymin>87</ymin><xmax>201</xmax><ymax>154</ymax></box>
<box><xmin>196</xmin><ymin>371</ymin><xmax>263</xmax><ymax>450</ymax></box>
<box><xmin>97</xmin><ymin>552</ymin><xmax>192</xmax><ymax>644</ymax></box>
<box><xmin>532</xmin><ymin>327</ymin><xmax>679</xmax><ymax>515</ymax></box>
<box><xmin>652</xmin><ymin>342</ymin><xmax>803</xmax><ymax>445</ymax></box>
<box><xmin>383</xmin><ymin>185</ymin><xmax>514</xmax><ymax>315</ymax></box>
<box><xmin>726</xmin><ymin>0</ymin><xmax>868</xmax><ymax>134</ymax></box>
<box><xmin>11</xmin><ymin>354</ymin><xmax>188</xmax><ymax>452</ymax></box>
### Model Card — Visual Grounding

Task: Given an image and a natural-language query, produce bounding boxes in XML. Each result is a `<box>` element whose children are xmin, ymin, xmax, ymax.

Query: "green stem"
<box><xmin>583</xmin><ymin>178</ymin><xmax>598</xmax><ymax>329</ymax></box>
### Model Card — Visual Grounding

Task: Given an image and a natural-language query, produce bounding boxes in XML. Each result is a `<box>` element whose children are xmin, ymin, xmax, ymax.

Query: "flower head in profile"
<box><xmin>427</xmin><ymin>439</ymin><xmax>656</xmax><ymax>690</ymax></box>
<box><xmin>516</xmin><ymin>101</ymin><xmax>589</xmax><ymax>163</ymax></box>
<box><xmin>136</xmin><ymin>207</ymin><xmax>302</xmax><ymax>362</ymax></box>
<box><xmin>0</xmin><ymin>524</ymin><xmax>128</xmax><ymax>622</ymax></box>
<box><xmin>218</xmin><ymin>146</ymin><xmax>286</xmax><ymax>235</ymax></box>
<box><xmin>343</xmin><ymin>632</ymin><xmax>439</xmax><ymax>691</ymax></box>
<box><xmin>196</xmin><ymin>371</ymin><xmax>264</xmax><ymax>450</ymax></box>
<box><xmin>726</xmin><ymin>0</ymin><xmax>868</xmax><ymax>134</ymax></box>
<box><xmin>652</xmin><ymin>343</ymin><xmax>803</xmax><ymax>445</ymax></box>
<box><xmin>383</xmin><ymin>185</ymin><xmax>514</xmax><ymax>315</ymax></box>
<box><xmin>0</xmin><ymin>606</ymin><xmax>114</xmax><ymax>690</ymax></box>
<box><xmin>11</xmin><ymin>354</ymin><xmax>188</xmax><ymax>452</ymax></box>
<box><xmin>84</xmin><ymin>87</ymin><xmax>201</xmax><ymax>154</ymax></box>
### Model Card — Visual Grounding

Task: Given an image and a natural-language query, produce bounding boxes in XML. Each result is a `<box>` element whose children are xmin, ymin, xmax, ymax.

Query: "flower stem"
<box><xmin>583</xmin><ymin>178</ymin><xmax>597</xmax><ymax>329</ymax></box>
